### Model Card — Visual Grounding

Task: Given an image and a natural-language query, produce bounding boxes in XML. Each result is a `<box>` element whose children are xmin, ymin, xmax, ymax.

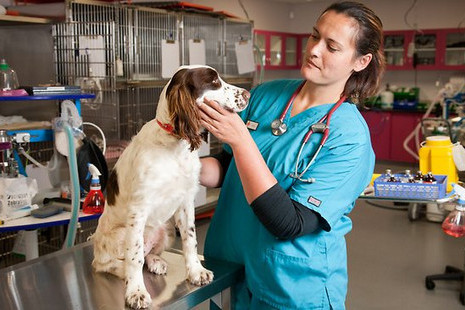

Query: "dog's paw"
<box><xmin>187</xmin><ymin>267</ymin><xmax>214</xmax><ymax>286</ymax></box>
<box><xmin>125</xmin><ymin>287</ymin><xmax>152</xmax><ymax>309</ymax></box>
<box><xmin>146</xmin><ymin>254</ymin><xmax>168</xmax><ymax>275</ymax></box>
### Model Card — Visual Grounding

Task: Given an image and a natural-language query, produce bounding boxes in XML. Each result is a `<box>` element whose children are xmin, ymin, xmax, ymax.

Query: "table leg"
<box><xmin>210</xmin><ymin>288</ymin><xmax>231</xmax><ymax>309</ymax></box>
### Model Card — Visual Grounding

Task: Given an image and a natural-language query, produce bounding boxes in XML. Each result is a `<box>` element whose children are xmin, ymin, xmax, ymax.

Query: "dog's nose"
<box><xmin>242</xmin><ymin>90</ymin><xmax>251</xmax><ymax>102</ymax></box>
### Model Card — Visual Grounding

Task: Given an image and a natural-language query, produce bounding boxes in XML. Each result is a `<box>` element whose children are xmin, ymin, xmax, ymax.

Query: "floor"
<box><xmin>177</xmin><ymin>160</ymin><xmax>465</xmax><ymax>309</ymax></box>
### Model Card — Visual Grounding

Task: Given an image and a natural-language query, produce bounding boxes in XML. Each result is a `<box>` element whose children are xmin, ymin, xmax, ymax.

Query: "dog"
<box><xmin>91</xmin><ymin>65</ymin><xmax>250</xmax><ymax>309</ymax></box>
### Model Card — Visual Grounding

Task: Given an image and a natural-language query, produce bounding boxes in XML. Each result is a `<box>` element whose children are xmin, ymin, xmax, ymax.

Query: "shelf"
<box><xmin>0</xmin><ymin>94</ymin><xmax>95</xmax><ymax>101</ymax></box>
<box><xmin>0</xmin><ymin>14</ymin><xmax>52</xmax><ymax>25</ymax></box>
<box><xmin>446</xmin><ymin>47</ymin><xmax>465</xmax><ymax>51</ymax></box>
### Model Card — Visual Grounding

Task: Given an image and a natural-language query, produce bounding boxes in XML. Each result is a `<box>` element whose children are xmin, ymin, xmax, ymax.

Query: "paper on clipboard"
<box><xmin>235</xmin><ymin>40</ymin><xmax>255</xmax><ymax>74</ymax></box>
<box><xmin>79</xmin><ymin>35</ymin><xmax>106</xmax><ymax>77</ymax></box>
<box><xmin>162</xmin><ymin>39</ymin><xmax>180</xmax><ymax>78</ymax></box>
<box><xmin>188</xmin><ymin>39</ymin><xmax>206</xmax><ymax>65</ymax></box>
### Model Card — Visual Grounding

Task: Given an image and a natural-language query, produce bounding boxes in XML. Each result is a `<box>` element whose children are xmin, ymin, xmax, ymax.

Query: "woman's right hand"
<box><xmin>199</xmin><ymin>98</ymin><xmax>250</xmax><ymax>148</ymax></box>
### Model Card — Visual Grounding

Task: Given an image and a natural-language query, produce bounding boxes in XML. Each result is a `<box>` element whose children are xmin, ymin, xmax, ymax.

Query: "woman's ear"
<box><xmin>166</xmin><ymin>83</ymin><xmax>202</xmax><ymax>151</ymax></box>
<box><xmin>354</xmin><ymin>53</ymin><xmax>373</xmax><ymax>72</ymax></box>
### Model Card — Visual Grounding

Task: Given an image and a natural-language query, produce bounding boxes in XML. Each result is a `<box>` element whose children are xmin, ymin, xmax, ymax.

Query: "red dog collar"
<box><xmin>156</xmin><ymin>119</ymin><xmax>174</xmax><ymax>134</ymax></box>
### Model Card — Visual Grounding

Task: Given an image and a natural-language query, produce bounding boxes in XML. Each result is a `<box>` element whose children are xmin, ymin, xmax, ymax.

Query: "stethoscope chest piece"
<box><xmin>271</xmin><ymin>119</ymin><xmax>287</xmax><ymax>136</ymax></box>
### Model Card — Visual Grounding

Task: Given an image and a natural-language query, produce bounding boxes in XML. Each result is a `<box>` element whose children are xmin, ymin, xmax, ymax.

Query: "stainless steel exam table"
<box><xmin>0</xmin><ymin>241</ymin><xmax>244</xmax><ymax>309</ymax></box>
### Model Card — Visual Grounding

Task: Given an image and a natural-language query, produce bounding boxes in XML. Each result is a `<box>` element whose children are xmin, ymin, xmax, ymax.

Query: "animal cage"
<box><xmin>53</xmin><ymin>21</ymin><xmax>120</xmax><ymax>141</ymax></box>
<box><xmin>54</xmin><ymin>0</ymin><xmax>254</xmax><ymax>147</ymax></box>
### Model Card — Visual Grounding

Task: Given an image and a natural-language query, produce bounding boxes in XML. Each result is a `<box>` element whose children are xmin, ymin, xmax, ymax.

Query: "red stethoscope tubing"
<box><xmin>303</xmin><ymin>95</ymin><xmax>346</xmax><ymax>145</ymax></box>
<box><xmin>280</xmin><ymin>82</ymin><xmax>347</xmax><ymax>182</ymax></box>
<box><xmin>277</xmin><ymin>81</ymin><xmax>306</xmax><ymax>122</ymax></box>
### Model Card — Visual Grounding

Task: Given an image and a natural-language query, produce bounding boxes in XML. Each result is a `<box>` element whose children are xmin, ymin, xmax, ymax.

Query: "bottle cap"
<box><xmin>0</xmin><ymin>59</ymin><xmax>8</xmax><ymax>71</ymax></box>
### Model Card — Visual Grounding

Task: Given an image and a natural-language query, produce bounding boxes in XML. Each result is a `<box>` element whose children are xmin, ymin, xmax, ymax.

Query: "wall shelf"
<box><xmin>0</xmin><ymin>14</ymin><xmax>52</xmax><ymax>25</ymax></box>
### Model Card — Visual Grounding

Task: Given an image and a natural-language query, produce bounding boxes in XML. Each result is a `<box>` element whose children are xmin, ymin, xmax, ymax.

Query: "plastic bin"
<box><xmin>374</xmin><ymin>174</ymin><xmax>447</xmax><ymax>200</ymax></box>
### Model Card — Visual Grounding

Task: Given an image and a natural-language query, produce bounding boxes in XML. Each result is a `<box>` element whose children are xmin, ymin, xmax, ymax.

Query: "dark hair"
<box><xmin>321</xmin><ymin>1</ymin><xmax>385</xmax><ymax>104</ymax></box>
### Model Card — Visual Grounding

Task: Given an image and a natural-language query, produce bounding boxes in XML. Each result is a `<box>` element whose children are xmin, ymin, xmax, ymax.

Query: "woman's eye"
<box><xmin>328</xmin><ymin>45</ymin><xmax>338</xmax><ymax>52</ymax></box>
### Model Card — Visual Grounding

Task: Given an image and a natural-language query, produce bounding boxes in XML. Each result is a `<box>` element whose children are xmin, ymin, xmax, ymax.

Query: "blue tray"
<box><xmin>374</xmin><ymin>174</ymin><xmax>447</xmax><ymax>200</ymax></box>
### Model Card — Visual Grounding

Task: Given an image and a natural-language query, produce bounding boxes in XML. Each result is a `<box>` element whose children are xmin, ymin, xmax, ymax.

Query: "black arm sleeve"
<box><xmin>210</xmin><ymin>150</ymin><xmax>232</xmax><ymax>188</ymax></box>
<box><xmin>250</xmin><ymin>183</ymin><xmax>328</xmax><ymax>240</ymax></box>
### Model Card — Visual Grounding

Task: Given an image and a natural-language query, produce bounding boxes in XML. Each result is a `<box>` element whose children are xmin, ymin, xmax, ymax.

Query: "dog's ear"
<box><xmin>166</xmin><ymin>81</ymin><xmax>202</xmax><ymax>151</ymax></box>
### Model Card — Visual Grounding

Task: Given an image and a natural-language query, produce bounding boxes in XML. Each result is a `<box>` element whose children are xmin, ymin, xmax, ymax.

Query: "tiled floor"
<box><xmin>179</xmin><ymin>160</ymin><xmax>465</xmax><ymax>309</ymax></box>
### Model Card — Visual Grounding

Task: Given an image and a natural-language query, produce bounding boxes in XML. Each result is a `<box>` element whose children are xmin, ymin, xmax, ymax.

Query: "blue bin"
<box><xmin>374</xmin><ymin>174</ymin><xmax>447</xmax><ymax>199</ymax></box>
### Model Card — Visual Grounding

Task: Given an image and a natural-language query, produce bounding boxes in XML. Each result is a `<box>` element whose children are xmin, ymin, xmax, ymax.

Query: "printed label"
<box><xmin>246</xmin><ymin>120</ymin><xmax>259</xmax><ymax>130</ymax></box>
<box><xmin>308</xmin><ymin>196</ymin><xmax>322</xmax><ymax>207</ymax></box>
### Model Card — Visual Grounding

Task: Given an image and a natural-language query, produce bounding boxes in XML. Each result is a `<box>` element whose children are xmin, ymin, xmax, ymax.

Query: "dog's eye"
<box><xmin>212</xmin><ymin>79</ymin><xmax>220</xmax><ymax>86</ymax></box>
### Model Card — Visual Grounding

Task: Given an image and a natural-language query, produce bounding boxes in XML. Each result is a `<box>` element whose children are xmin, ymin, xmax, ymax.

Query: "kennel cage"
<box><xmin>54</xmin><ymin>0</ymin><xmax>254</xmax><ymax>147</ymax></box>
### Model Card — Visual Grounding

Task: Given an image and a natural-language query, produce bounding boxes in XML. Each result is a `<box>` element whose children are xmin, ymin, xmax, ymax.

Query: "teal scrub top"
<box><xmin>204</xmin><ymin>79</ymin><xmax>375</xmax><ymax>310</ymax></box>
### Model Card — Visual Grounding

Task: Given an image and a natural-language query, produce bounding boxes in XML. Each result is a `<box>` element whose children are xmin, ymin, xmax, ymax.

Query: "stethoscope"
<box><xmin>271</xmin><ymin>82</ymin><xmax>346</xmax><ymax>183</ymax></box>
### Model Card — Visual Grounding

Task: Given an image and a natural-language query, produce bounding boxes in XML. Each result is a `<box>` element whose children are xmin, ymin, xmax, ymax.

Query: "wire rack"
<box><xmin>53</xmin><ymin>0</ymin><xmax>254</xmax><ymax>153</ymax></box>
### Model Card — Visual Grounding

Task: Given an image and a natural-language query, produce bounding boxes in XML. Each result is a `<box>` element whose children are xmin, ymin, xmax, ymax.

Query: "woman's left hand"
<box><xmin>199</xmin><ymin>98</ymin><xmax>249</xmax><ymax>148</ymax></box>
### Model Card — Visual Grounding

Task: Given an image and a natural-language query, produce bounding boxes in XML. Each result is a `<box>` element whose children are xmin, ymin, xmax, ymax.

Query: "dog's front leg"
<box><xmin>124</xmin><ymin>211</ymin><xmax>151</xmax><ymax>309</ymax></box>
<box><xmin>174</xmin><ymin>204</ymin><xmax>214</xmax><ymax>286</ymax></box>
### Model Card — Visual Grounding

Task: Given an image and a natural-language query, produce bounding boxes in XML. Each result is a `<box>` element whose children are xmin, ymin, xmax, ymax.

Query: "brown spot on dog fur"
<box><xmin>106</xmin><ymin>169</ymin><xmax>119</xmax><ymax>206</ymax></box>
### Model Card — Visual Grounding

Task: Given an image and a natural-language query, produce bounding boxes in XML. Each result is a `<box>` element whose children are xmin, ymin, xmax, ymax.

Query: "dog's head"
<box><xmin>163</xmin><ymin>65</ymin><xmax>250</xmax><ymax>151</ymax></box>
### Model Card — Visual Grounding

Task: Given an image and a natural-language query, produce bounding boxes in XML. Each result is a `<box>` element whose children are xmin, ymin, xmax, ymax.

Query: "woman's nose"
<box><xmin>307</xmin><ymin>40</ymin><xmax>322</xmax><ymax>58</ymax></box>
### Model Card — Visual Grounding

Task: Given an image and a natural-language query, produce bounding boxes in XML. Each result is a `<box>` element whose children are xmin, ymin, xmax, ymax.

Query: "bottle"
<box><xmin>414</xmin><ymin>170</ymin><xmax>423</xmax><ymax>183</ymax></box>
<box><xmin>380</xmin><ymin>84</ymin><xmax>394</xmax><ymax>110</ymax></box>
<box><xmin>404</xmin><ymin>169</ymin><xmax>415</xmax><ymax>183</ymax></box>
<box><xmin>442</xmin><ymin>206</ymin><xmax>465</xmax><ymax>238</ymax></box>
<box><xmin>442</xmin><ymin>184</ymin><xmax>465</xmax><ymax>238</ymax></box>
<box><xmin>0</xmin><ymin>59</ymin><xmax>19</xmax><ymax>91</ymax></box>
<box><xmin>82</xmin><ymin>163</ymin><xmax>105</xmax><ymax>214</ymax></box>
<box><xmin>422</xmin><ymin>172</ymin><xmax>437</xmax><ymax>184</ymax></box>
<box><xmin>385</xmin><ymin>169</ymin><xmax>398</xmax><ymax>182</ymax></box>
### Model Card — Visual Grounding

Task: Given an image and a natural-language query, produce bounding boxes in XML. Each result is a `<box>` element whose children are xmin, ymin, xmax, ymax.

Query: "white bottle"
<box><xmin>380</xmin><ymin>84</ymin><xmax>394</xmax><ymax>110</ymax></box>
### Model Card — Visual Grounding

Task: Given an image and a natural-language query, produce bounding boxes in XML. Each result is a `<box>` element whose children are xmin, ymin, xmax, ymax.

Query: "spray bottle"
<box><xmin>440</xmin><ymin>183</ymin><xmax>465</xmax><ymax>237</ymax></box>
<box><xmin>82</xmin><ymin>163</ymin><xmax>105</xmax><ymax>214</ymax></box>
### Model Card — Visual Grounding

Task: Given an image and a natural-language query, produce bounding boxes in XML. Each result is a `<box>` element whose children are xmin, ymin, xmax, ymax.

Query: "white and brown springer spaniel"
<box><xmin>91</xmin><ymin>65</ymin><xmax>250</xmax><ymax>309</ymax></box>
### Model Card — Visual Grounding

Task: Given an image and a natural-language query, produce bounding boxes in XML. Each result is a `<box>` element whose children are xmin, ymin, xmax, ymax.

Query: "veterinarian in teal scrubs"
<box><xmin>199</xmin><ymin>2</ymin><xmax>384</xmax><ymax>309</ymax></box>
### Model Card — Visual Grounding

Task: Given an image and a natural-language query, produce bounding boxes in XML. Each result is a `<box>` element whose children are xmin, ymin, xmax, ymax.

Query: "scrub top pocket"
<box><xmin>255</xmin><ymin>242</ymin><xmax>329</xmax><ymax>309</ymax></box>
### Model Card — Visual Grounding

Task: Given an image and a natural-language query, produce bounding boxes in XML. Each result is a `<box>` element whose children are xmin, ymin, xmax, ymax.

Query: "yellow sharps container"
<box><xmin>419</xmin><ymin>136</ymin><xmax>458</xmax><ymax>192</ymax></box>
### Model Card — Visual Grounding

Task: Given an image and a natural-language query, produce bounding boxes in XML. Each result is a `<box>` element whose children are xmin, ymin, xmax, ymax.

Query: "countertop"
<box><xmin>0</xmin><ymin>241</ymin><xmax>244</xmax><ymax>310</ymax></box>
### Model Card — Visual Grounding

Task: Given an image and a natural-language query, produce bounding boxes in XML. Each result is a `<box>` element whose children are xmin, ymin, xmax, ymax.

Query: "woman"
<box><xmin>199</xmin><ymin>1</ymin><xmax>384</xmax><ymax>309</ymax></box>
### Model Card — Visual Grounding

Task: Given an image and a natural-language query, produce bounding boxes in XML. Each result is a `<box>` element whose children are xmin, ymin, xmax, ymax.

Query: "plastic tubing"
<box><xmin>63</xmin><ymin>123</ymin><xmax>80</xmax><ymax>249</ymax></box>
<box><xmin>402</xmin><ymin>87</ymin><xmax>446</xmax><ymax>160</ymax></box>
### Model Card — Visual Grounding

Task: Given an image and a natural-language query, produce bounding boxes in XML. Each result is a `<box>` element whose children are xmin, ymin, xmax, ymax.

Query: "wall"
<box><xmin>0</xmin><ymin>25</ymin><xmax>56</xmax><ymax>121</ymax></box>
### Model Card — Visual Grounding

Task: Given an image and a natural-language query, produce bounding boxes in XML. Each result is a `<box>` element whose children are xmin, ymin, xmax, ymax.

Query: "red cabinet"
<box><xmin>362</xmin><ymin>110</ymin><xmax>391</xmax><ymax>161</ymax></box>
<box><xmin>254</xmin><ymin>30</ymin><xmax>301</xmax><ymax>69</ymax></box>
<box><xmin>383</xmin><ymin>28</ymin><xmax>465</xmax><ymax>71</ymax></box>
<box><xmin>389</xmin><ymin>112</ymin><xmax>423</xmax><ymax>162</ymax></box>
<box><xmin>256</xmin><ymin>27</ymin><xmax>465</xmax><ymax>71</ymax></box>
<box><xmin>361</xmin><ymin>110</ymin><xmax>424</xmax><ymax>163</ymax></box>
<box><xmin>384</xmin><ymin>30</ymin><xmax>412</xmax><ymax>70</ymax></box>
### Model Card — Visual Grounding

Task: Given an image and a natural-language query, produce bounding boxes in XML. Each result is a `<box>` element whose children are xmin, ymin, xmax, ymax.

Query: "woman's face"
<box><xmin>301</xmin><ymin>10</ymin><xmax>370</xmax><ymax>88</ymax></box>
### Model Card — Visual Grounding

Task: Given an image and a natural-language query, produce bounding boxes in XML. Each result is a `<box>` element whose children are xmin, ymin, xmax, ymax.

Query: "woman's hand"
<box><xmin>199</xmin><ymin>98</ymin><xmax>249</xmax><ymax>148</ymax></box>
<box><xmin>200</xmin><ymin>98</ymin><xmax>277</xmax><ymax>203</ymax></box>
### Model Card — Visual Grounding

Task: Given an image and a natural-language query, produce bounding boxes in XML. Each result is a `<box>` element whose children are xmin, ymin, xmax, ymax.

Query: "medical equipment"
<box><xmin>273</xmin><ymin>82</ymin><xmax>346</xmax><ymax>183</ymax></box>
<box><xmin>419</xmin><ymin>136</ymin><xmax>458</xmax><ymax>192</ymax></box>
<box><xmin>271</xmin><ymin>82</ymin><xmax>305</xmax><ymax>136</ymax></box>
